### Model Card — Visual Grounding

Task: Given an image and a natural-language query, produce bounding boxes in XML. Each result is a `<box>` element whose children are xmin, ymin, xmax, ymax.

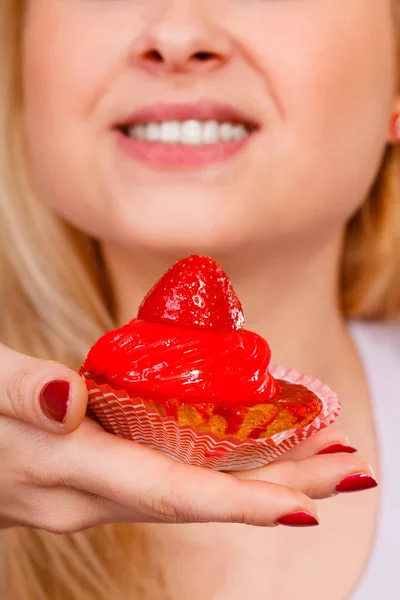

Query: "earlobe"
<box><xmin>389</xmin><ymin>111</ymin><xmax>400</xmax><ymax>142</ymax></box>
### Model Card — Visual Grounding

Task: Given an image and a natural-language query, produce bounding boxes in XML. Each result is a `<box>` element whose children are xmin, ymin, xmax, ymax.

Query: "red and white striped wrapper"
<box><xmin>82</xmin><ymin>365</ymin><xmax>340</xmax><ymax>471</ymax></box>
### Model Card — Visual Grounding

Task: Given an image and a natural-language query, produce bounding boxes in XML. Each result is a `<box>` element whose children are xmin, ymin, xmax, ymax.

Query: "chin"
<box><xmin>99</xmin><ymin>187</ymin><xmax>254</xmax><ymax>255</ymax></box>
<box><xmin>123</xmin><ymin>224</ymin><xmax>248</xmax><ymax>257</ymax></box>
<box><xmin>100</xmin><ymin>214</ymin><xmax>250</xmax><ymax>259</ymax></box>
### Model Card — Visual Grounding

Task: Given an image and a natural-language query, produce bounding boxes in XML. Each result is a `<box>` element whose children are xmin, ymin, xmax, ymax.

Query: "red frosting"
<box><xmin>83</xmin><ymin>319</ymin><xmax>276</xmax><ymax>406</ymax></box>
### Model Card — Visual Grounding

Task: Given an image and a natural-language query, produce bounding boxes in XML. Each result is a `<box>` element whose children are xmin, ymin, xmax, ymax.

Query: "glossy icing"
<box><xmin>83</xmin><ymin>319</ymin><xmax>275</xmax><ymax>405</ymax></box>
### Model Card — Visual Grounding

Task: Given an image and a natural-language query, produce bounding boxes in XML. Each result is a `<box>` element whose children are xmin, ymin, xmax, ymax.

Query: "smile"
<box><xmin>124</xmin><ymin>119</ymin><xmax>250</xmax><ymax>146</ymax></box>
<box><xmin>115</xmin><ymin>100</ymin><xmax>259</xmax><ymax>167</ymax></box>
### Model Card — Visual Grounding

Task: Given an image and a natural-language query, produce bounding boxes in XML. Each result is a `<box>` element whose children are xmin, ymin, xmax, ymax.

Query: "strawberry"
<box><xmin>137</xmin><ymin>255</ymin><xmax>244</xmax><ymax>333</ymax></box>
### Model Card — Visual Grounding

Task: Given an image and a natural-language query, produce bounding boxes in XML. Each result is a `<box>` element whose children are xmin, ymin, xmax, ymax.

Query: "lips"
<box><xmin>114</xmin><ymin>98</ymin><xmax>260</xmax><ymax>166</ymax></box>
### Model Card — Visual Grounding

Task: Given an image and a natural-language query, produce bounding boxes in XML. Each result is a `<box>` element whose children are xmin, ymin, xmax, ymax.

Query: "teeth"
<box><xmin>160</xmin><ymin>121</ymin><xmax>180</xmax><ymax>144</ymax></box>
<box><xmin>180</xmin><ymin>120</ymin><xmax>203</xmax><ymax>145</ymax></box>
<box><xmin>202</xmin><ymin>120</ymin><xmax>219</xmax><ymax>144</ymax></box>
<box><xmin>132</xmin><ymin>124</ymin><xmax>146</xmax><ymax>140</ymax></box>
<box><xmin>146</xmin><ymin>123</ymin><xmax>160</xmax><ymax>142</ymax></box>
<box><xmin>219</xmin><ymin>122</ymin><xmax>234</xmax><ymax>142</ymax></box>
<box><xmin>231</xmin><ymin>124</ymin><xmax>248</xmax><ymax>140</ymax></box>
<box><xmin>127</xmin><ymin>120</ymin><xmax>249</xmax><ymax>145</ymax></box>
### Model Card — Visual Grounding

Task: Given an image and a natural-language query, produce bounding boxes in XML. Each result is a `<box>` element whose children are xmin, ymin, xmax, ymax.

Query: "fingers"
<box><xmin>273</xmin><ymin>426</ymin><xmax>356</xmax><ymax>462</ymax></box>
<box><xmin>2</xmin><ymin>414</ymin><xmax>374</xmax><ymax>531</ymax></box>
<box><xmin>98</xmin><ymin>478</ymin><xmax>319</xmax><ymax>528</ymax></box>
<box><xmin>233</xmin><ymin>453</ymin><xmax>376</xmax><ymax>499</ymax></box>
<box><xmin>47</xmin><ymin>422</ymin><xmax>319</xmax><ymax>527</ymax></box>
<box><xmin>0</xmin><ymin>342</ymin><xmax>87</xmax><ymax>433</ymax></box>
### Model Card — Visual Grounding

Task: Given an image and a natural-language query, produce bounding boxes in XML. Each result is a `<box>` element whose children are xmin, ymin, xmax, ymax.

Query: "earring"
<box><xmin>390</xmin><ymin>112</ymin><xmax>400</xmax><ymax>141</ymax></box>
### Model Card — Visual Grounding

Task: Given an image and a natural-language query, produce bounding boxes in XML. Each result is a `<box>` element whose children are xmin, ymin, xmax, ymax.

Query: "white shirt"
<box><xmin>349</xmin><ymin>321</ymin><xmax>400</xmax><ymax>599</ymax></box>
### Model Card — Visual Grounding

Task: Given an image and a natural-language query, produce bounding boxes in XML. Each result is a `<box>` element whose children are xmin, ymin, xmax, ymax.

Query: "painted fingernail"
<box><xmin>275</xmin><ymin>512</ymin><xmax>319</xmax><ymax>527</ymax></box>
<box><xmin>335</xmin><ymin>473</ymin><xmax>378</xmax><ymax>493</ymax></box>
<box><xmin>316</xmin><ymin>444</ymin><xmax>357</xmax><ymax>455</ymax></box>
<box><xmin>40</xmin><ymin>381</ymin><xmax>70</xmax><ymax>423</ymax></box>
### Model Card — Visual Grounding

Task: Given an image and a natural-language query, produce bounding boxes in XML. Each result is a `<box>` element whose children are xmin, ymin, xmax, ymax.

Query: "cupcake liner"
<box><xmin>82</xmin><ymin>366</ymin><xmax>340</xmax><ymax>471</ymax></box>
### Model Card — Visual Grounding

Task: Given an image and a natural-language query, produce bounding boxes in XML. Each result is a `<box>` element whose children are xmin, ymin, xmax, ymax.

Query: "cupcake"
<box><xmin>80</xmin><ymin>256</ymin><xmax>340</xmax><ymax>470</ymax></box>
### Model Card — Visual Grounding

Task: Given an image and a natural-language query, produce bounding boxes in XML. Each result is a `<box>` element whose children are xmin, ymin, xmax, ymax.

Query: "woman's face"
<box><xmin>22</xmin><ymin>0</ymin><xmax>397</xmax><ymax>255</ymax></box>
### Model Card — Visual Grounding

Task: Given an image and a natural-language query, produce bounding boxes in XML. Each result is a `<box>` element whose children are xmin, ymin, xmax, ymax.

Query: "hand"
<box><xmin>0</xmin><ymin>342</ymin><xmax>375</xmax><ymax>533</ymax></box>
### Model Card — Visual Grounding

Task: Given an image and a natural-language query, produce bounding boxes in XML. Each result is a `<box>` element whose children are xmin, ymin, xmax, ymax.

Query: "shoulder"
<box><xmin>349</xmin><ymin>319</ymin><xmax>400</xmax><ymax>362</ymax></box>
<box><xmin>349</xmin><ymin>319</ymin><xmax>400</xmax><ymax>392</ymax></box>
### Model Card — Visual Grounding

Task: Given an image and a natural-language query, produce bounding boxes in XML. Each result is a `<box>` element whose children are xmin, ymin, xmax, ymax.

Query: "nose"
<box><xmin>130</xmin><ymin>1</ymin><xmax>233</xmax><ymax>75</ymax></box>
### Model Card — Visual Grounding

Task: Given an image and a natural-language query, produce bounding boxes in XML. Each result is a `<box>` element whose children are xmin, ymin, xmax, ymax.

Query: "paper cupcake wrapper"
<box><xmin>82</xmin><ymin>365</ymin><xmax>340</xmax><ymax>471</ymax></box>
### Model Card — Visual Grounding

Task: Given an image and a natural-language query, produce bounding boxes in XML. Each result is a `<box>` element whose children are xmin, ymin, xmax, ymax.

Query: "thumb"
<box><xmin>0</xmin><ymin>342</ymin><xmax>87</xmax><ymax>433</ymax></box>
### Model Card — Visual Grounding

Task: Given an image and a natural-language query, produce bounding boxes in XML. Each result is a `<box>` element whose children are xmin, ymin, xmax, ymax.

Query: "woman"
<box><xmin>0</xmin><ymin>0</ymin><xmax>398</xmax><ymax>598</ymax></box>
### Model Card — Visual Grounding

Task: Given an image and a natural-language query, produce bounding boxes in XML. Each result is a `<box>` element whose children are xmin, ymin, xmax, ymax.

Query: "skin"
<box><xmin>22</xmin><ymin>0</ymin><xmax>394</xmax><ymax>253</ymax></box>
<box><xmin>0</xmin><ymin>0</ymin><xmax>395</xmax><ymax>598</ymax></box>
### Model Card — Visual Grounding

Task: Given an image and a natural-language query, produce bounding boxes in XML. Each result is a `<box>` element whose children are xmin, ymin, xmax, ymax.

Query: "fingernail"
<box><xmin>316</xmin><ymin>444</ymin><xmax>357</xmax><ymax>456</ymax></box>
<box><xmin>335</xmin><ymin>473</ymin><xmax>378</xmax><ymax>493</ymax></box>
<box><xmin>275</xmin><ymin>512</ymin><xmax>319</xmax><ymax>527</ymax></box>
<box><xmin>40</xmin><ymin>381</ymin><xmax>70</xmax><ymax>423</ymax></box>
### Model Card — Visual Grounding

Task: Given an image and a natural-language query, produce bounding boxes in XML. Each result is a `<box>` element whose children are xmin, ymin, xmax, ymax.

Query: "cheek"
<box><xmin>238</xmin><ymin>1</ymin><xmax>395</xmax><ymax>226</ymax></box>
<box><xmin>279</xmin><ymin>8</ymin><xmax>395</xmax><ymax>148</ymax></box>
<box><xmin>23</xmin><ymin>3</ymin><xmax>95</xmax><ymax>144</ymax></box>
<box><xmin>21</xmin><ymin>2</ymin><xmax>116</xmax><ymax>232</ymax></box>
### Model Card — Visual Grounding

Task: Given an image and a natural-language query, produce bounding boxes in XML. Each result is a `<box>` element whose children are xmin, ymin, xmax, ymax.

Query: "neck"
<box><xmin>101</xmin><ymin>232</ymin><xmax>355</xmax><ymax>386</ymax></box>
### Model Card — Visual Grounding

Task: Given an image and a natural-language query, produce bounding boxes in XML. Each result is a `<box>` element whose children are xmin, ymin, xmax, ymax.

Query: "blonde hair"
<box><xmin>0</xmin><ymin>0</ymin><xmax>399</xmax><ymax>599</ymax></box>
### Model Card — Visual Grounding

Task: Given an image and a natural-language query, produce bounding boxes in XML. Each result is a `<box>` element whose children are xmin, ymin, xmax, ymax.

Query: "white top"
<box><xmin>349</xmin><ymin>321</ymin><xmax>400</xmax><ymax>599</ymax></box>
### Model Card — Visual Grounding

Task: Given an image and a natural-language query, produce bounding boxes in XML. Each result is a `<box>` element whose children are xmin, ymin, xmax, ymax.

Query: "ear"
<box><xmin>389</xmin><ymin>98</ymin><xmax>400</xmax><ymax>143</ymax></box>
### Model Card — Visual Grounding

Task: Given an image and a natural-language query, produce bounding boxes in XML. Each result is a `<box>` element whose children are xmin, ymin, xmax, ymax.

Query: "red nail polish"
<box><xmin>275</xmin><ymin>512</ymin><xmax>319</xmax><ymax>527</ymax></box>
<box><xmin>40</xmin><ymin>381</ymin><xmax>70</xmax><ymax>423</ymax></box>
<box><xmin>316</xmin><ymin>444</ymin><xmax>357</xmax><ymax>455</ymax></box>
<box><xmin>335</xmin><ymin>473</ymin><xmax>378</xmax><ymax>493</ymax></box>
